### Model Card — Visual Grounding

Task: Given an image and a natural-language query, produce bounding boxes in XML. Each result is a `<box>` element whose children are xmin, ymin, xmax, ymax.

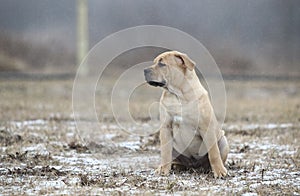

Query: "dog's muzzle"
<box><xmin>144</xmin><ymin>68</ymin><xmax>166</xmax><ymax>87</ymax></box>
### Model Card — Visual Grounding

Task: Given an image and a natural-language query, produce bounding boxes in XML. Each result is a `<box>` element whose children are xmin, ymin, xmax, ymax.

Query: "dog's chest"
<box><xmin>163</xmin><ymin>99</ymin><xmax>203</xmax><ymax>157</ymax></box>
<box><xmin>161</xmin><ymin>93</ymin><xmax>224</xmax><ymax>157</ymax></box>
<box><xmin>171</xmin><ymin>113</ymin><xmax>202</xmax><ymax>155</ymax></box>
<box><xmin>163</xmin><ymin>96</ymin><xmax>200</xmax><ymax>127</ymax></box>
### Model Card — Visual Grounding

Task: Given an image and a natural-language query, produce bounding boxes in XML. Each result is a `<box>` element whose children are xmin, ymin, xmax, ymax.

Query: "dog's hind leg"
<box><xmin>218</xmin><ymin>134</ymin><xmax>229</xmax><ymax>163</ymax></box>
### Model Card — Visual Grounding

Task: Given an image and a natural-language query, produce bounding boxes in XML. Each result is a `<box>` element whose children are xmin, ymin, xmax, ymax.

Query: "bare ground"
<box><xmin>0</xmin><ymin>79</ymin><xmax>299</xmax><ymax>195</ymax></box>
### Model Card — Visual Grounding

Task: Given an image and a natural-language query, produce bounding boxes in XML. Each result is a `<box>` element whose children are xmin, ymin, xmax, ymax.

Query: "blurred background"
<box><xmin>0</xmin><ymin>0</ymin><xmax>299</xmax><ymax>77</ymax></box>
<box><xmin>0</xmin><ymin>2</ymin><xmax>300</xmax><ymax>194</ymax></box>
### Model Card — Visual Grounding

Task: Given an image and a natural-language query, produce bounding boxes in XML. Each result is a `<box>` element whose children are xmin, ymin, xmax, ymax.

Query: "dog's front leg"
<box><xmin>156</xmin><ymin>125</ymin><xmax>173</xmax><ymax>175</ymax></box>
<box><xmin>203</xmin><ymin>125</ymin><xmax>227</xmax><ymax>178</ymax></box>
<box><xmin>199</xmin><ymin>95</ymin><xmax>227</xmax><ymax>178</ymax></box>
<box><xmin>208</xmin><ymin>143</ymin><xmax>227</xmax><ymax>178</ymax></box>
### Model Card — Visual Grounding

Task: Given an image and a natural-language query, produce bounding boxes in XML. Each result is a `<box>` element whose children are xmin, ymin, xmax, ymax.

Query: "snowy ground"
<box><xmin>0</xmin><ymin>119</ymin><xmax>299</xmax><ymax>195</ymax></box>
<box><xmin>0</xmin><ymin>79</ymin><xmax>299</xmax><ymax>195</ymax></box>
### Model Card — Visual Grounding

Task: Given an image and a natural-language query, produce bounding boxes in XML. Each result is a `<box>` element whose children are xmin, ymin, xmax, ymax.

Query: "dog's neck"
<box><xmin>166</xmin><ymin>70</ymin><xmax>207</xmax><ymax>102</ymax></box>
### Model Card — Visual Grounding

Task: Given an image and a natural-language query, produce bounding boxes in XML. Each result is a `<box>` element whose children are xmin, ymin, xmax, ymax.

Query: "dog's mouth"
<box><xmin>147</xmin><ymin>80</ymin><xmax>166</xmax><ymax>87</ymax></box>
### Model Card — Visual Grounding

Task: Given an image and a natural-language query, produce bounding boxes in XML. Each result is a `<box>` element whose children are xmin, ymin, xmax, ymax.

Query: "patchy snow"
<box><xmin>118</xmin><ymin>141</ymin><xmax>140</xmax><ymax>150</ymax></box>
<box><xmin>100</xmin><ymin>123</ymin><xmax>120</xmax><ymax>130</ymax></box>
<box><xmin>242</xmin><ymin>193</ymin><xmax>258</xmax><ymax>196</ymax></box>
<box><xmin>1</xmin><ymin>120</ymin><xmax>299</xmax><ymax>195</ymax></box>
<box><xmin>53</xmin><ymin>154</ymin><xmax>102</xmax><ymax>166</ymax></box>
<box><xmin>22</xmin><ymin>144</ymin><xmax>47</xmax><ymax>152</ymax></box>
<box><xmin>103</xmin><ymin>133</ymin><xmax>118</xmax><ymax>140</ymax></box>
<box><xmin>224</xmin><ymin>123</ymin><xmax>295</xmax><ymax>131</ymax></box>
<box><xmin>11</xmin><ymin>119</ymin><xmax>47</xmax><ymax>127</ymax></box>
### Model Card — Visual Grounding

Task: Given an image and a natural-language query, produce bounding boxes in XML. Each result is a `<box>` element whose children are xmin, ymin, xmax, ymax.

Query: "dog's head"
<box><xmin>144</xmin><ymin>51</ymin><xmax>195</xmax><ymax>88</ymax></box>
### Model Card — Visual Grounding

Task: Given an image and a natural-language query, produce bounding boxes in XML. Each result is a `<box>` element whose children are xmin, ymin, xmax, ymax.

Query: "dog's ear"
<box><xmin>175</xmin><ymin>53</ymin><xmax>195</xmax><ymax>71</ymax></box>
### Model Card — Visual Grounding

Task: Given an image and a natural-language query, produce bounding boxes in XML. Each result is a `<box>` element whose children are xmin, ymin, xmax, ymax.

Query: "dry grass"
<box><xmin>0</xmin><ymin>78</ymin><xmax>299</xmax><ymax>195</ymax></box>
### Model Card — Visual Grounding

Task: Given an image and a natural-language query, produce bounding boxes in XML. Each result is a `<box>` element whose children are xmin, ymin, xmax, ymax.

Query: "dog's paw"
<box><xmin>211</xmin><ymin>163</ymin><xmax>227</xmax><ymax>178</ymax></box>
<box><xmin>155</xmin><ymin>164</ymin><xmax>171</xmax><ymax>176</ymax></box>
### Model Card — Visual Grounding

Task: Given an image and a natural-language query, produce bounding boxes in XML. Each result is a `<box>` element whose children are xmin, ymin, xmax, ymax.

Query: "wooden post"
<box><xmin>77</xmin><ymin>0</ymin><xmax>89</xmax><ymax>75</ymax></box>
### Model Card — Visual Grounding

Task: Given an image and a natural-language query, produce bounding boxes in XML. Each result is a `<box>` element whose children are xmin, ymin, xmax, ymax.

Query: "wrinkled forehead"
<box><xmin>154</xmin><ymin>52</ymin><xmax>175</xmax><ymax>64</ymax></box>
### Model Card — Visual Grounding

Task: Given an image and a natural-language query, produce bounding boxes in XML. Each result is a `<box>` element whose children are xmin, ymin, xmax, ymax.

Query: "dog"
<box><xmin>144</xmin><ymin>51</ymin><xmax>229</xmax><ymax>178</ymax></box>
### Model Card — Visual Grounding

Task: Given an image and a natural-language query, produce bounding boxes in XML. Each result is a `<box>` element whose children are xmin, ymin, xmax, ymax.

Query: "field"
<box><xmin>0</xmin><ymin>77</ymin><xmax>299</xmax><ymax>195</ymax></box>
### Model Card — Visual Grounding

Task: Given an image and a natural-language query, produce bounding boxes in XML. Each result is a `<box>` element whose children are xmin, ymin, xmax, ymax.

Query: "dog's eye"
<box><xmin>158</xmin><ymin>62</ymin><xmax>166</xmax><ymax>67</ymax></box>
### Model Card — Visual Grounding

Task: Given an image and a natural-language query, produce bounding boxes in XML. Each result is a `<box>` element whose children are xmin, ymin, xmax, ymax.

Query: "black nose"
<box><xmin>144</xmin><ymin>68</ymin><xmax>151</xmax><ymax>75</ymax></box>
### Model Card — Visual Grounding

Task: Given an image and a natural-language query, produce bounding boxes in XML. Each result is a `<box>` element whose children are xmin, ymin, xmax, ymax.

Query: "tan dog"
<box><xmin>144</xmin><ymin>51</ymin><xmax>229</xmax><ymax>178</ymax></box>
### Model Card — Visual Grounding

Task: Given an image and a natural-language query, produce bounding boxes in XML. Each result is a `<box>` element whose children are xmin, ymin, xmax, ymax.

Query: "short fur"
<box><xmin>144</xmin><ymin>51</ymin><xmax>229</xmax><ymax>178</ymax></box>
